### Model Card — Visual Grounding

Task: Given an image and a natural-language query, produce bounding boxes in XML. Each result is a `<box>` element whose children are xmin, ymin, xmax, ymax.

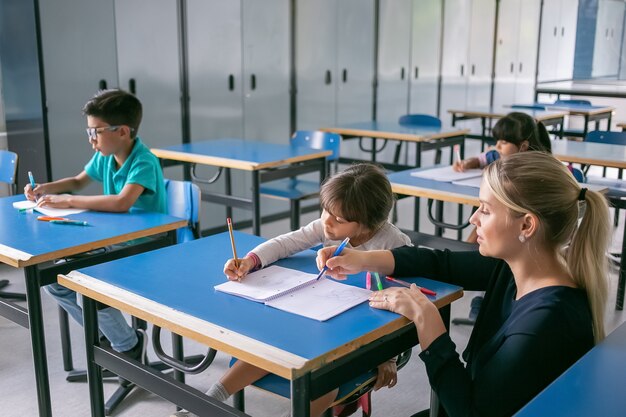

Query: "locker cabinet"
<box><xmin>537</xmin><ymin>0</ymin><xmax>579</xmax><ymax>82</ymax></box>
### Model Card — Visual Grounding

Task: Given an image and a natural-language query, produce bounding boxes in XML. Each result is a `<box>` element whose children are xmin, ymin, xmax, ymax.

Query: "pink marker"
<box><xmin>366</xmin><ymin>271</ymin><xmax>372</xmax><ymax>290</ymax></box>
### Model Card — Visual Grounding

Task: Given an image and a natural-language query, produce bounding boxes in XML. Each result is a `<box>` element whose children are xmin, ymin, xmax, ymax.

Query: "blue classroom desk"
<box><xmin>0</xmin><ymin>195</ymin><xmax>186</xmax><ymax>417</ymax></box>
<box><xmin>320</xmin><ymin>121</ymin><xmax>469</xmax><ymax>171</ymax></box>
<box><xmin>58</xmin><ymin>231</ymin><xmax>463</xmax><ymax>417</ymax></box>
<box><xmin>151</xmin><ymin>138</ymin><xmax>331</xmax><ymax>236</ymax></box>
<box><xmin>514</xmin><ymin>321</ymin><xmax>626</xmax><ymax>417</ymax></box>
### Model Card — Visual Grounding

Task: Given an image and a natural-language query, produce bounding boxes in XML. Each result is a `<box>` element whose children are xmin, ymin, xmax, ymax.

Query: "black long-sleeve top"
<box><xmin>392</xmin><ymin>246</ymin><xmax>594</xmax><ymax>417</ymax></box>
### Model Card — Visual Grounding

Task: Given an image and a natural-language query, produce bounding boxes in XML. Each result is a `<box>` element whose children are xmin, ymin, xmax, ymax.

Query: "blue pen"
<box><xmin>28</xmin><ymin>171</ymin><xmax>37</xmax><ymax>201</ymax></box>
<box><xmin>316</xmin><ymin>237</ymin><xmax>350</xmax><ymax>280</ymax></box>
<box><xmin>49</xmin><ymin>219</ymin><xmax>89</xmax><ymax>226</ymax></box>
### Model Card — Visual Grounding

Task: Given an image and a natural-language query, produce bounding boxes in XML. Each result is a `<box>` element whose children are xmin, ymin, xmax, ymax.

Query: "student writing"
<box><xmin>171</xmin><ymin>163</ymin><xmax>412</xmax><ymax>417</ymax></box>
<box><xmin>24</xmin><ymin>89</ymin><xmax>166</xmax><ymax>363</ymax></box>
<box><xmin>318</xmin><ymin>152</ymin><xmax>610</xmax><ymax>417</ymax></box>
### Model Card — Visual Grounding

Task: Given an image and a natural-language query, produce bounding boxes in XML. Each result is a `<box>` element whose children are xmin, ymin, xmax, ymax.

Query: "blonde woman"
<box><xmin>318</xmin><ymin>152</ymin><xmax>610</xmax><ymax>417</ymax></box>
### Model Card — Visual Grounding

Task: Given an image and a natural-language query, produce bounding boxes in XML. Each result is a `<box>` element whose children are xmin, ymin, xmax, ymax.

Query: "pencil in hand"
<box><xmin>227</xmin><ymin>217</ymin><xmax>240</xmax><ymax>270</ymax></box>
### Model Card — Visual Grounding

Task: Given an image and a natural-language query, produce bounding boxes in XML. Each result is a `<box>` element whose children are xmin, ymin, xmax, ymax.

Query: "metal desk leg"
<box><xmin>83</xmin><ymin>296</ymin><xmax>105</xmax><ymax>417</ymax></box>
<box><xmin>251</xmin><ymin>172</ymin><xmax>261</xmax><ymax>236</ymax></box>
<box><xmin>225</xmin><ymin>168</ymin><xmax>233</xmax><ymax>221</ymax></box>
<box><xmin>25</xmin><ymin>266</ymin><xmax>52</xmax><ymax>417</ymax></box>
<box><xmin>616</xmin><ymin>220</ymin><xmax>626</xmax><ymax>310</ymax></box>
<box><xmin>291</xmin><ymin>373</ymin><xmax>311</xmax><ymax>417</ymax></box>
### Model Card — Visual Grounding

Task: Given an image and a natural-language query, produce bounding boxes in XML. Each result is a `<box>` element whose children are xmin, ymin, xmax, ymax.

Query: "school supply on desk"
<box><xmin>49</xmin><ymin>219</ymin><xmax>89</xmax><ymax>226</ymax></box>
<box><xmin>453</xmin><ymin>144</ymin><xmax>462</xmax><ymax>165</ymax></box>
<box><xmin>373</xmin><ymin>272</ymin><xmax>383</xmax><ymax>291</ymax></box>
<box><xmin>215</xmin><ymin>265</ymin><xmax>371</xmax><ymax>321</ymax></box>
<box><xmin>410</xmin><ymin>165</ymin><xmax>482</xmax><ymax>182</ymax></box>
<box><xmin>227</xmin><ymin>217</ymin><xmax>239</xmax><ymax>268</ymax></box>
<box><xmin>316</xmin><ymin>236</ymin><xmax>350</xmax><ymax>280</ymax></box>
<box><xmin>28</xmin><ymin>171</ymin><xmax>37</xmax><ymax>200</ymax></box>
<box><xmin>385</xmin><ymin>276</ymin><xmax>437</xmax><ymax>296</ymax></box>
<box><xmin>12</xmin><ymin>200</ymin><xmax>87</xmax><ymax>217</ymax></box>
<box><xmin>365</xmin><ymin>271</ymin><xmax>371</xmax><ymax>290</ymax></box>
<box><xmin>451</xmin><ymin>176</ymin><xmax>483</xmax><ymax>189</ymax></box>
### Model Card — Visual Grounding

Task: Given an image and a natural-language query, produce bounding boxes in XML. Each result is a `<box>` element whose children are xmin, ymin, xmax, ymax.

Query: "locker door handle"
<box><xmin>228</xmin><ymin>74</ymin><xmax>235</xmax><ymax>91</ymax></box>
<box><xmin>401</xmin><ymin>67</ymin><xmax>405</xmax><ymax>80</ymax></box>
<box><xmin>519</xmin><ymin>62</ymin><xmax>523</xmax><ymax>73</ymax></box>
<box><xmin>250</xmin><ymin>74</ymin><xmax>256</xmax><ymax>91</ymax></box>
<box><xmin>460</xmin><ymin>65</ymin><xmax>464</xmax><ymax>76</ymax></box>
<box><xmin>471</xmin><ymin>64</ymin><xmax>475</xmax><ymax>75</ymax></box>
<box><xmin>561</xmin><ymin>27</ymin><xmax>565</xmax><ymax>37</ymax></box>
<box><xmin>129</xmin><ymin>78</ymin><xmax>136</xmax><ymax>95</ymax></box>
<box><xmin>342</xmin><ymin>69</ymin><xmax>347</xmax><ymax>83</ymax></box>
<box><xmin>606</xmin><ymin>28</ymin><xmax>609</xmax><ymax>38</ymax></box>
<box><xmin>325</xmin><ymin>70</ymin><xmax>332</xmax><ymax>85</ymax></box>
<box><xmin>98</xmin><ymin>79</ymin><xmax>107</xmax><ymax>90</ymax></box>
<box><xmin>510</xmin><ymin>62</ymin><xmax>514</xmax><ymax>73</ymax></box>
<box><xmin>553</xmin><ymin>26</ymin><xmax>557</xmax><ymax>36</ymax></box>
<box><xmin>611</xmin><ymin>28</ymin><xmax>614</xmax><ymax>38</ymax></box>
<box><xmin>414</xmin><ymin>66</ymin><xmax>419</xmax><ymax>79</ymax></box>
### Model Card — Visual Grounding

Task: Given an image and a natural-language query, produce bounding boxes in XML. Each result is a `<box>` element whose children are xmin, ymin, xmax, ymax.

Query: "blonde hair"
<box><xmin>483</xmin><ymin>152</ymin><xmax>610</xmax><ymax>343</ymax></box>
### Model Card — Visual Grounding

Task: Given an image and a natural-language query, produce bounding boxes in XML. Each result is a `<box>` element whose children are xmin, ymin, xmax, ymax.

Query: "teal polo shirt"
<box><xmin>85</xmin><ymin>137</ymin><xmax>167</xmax><ymax>214</ymax></box>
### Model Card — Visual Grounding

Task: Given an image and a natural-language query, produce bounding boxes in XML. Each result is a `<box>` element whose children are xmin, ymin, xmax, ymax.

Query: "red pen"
<box><xmin>365</xmin><ymin>271</ymin><xmax>372</xmax><ymax>290</ymax></box>
<box><xmin>385</xmin><ymin>276</ymin><xmax>437</xmax><ymax>296</ymax></box>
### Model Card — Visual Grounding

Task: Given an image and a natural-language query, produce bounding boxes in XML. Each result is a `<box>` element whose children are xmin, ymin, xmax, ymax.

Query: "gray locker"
<box><xmin>537</xmin><ymin>0</ymin><xmax>579</xmax><ymax>82</ymax></box>
<box><xmin>592</xmin><ymin>0</ymin><xmax>624</xmax><ymax>77</ymax></box>
<box><xmin>377</xmin><ymin>0</ymin><xmax>412</xmax><ymax>122</ymax></box>
<box><xmin>493</xmin><ymin>0</ymin><xmax>541</xmax><ymax>108</ymax></box>
<box><xmin>38</xmin><ymin>0</ymin><xmax>118</xmax><ymax>181</ymax></box>
<box><xmin>114</xmin><ymin>0</ymin><xmax>183</xmax><ymax>155</ymax></box>
<box><xmin>296</xmin><ymin>0</ymin><xmax>375</xmax><ymax>129</ymax></box>
<box><xmin>439</xmin><ymin>0</ymin><xmax>495</xmax><ymax>118</ymax></box>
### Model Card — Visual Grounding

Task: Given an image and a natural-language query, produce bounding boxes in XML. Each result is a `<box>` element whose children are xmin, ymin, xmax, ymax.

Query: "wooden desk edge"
<box><xmin>391</xmin><ymin>183</ymin><xmax>480</xmax><ymax>206</ymax></box>
<box><xmin>1</xmin><ymin>219</ymin><xmax>186</xmax><ymax>268</ymax></box>
<box><xmin>320</xmin><ymin>127</ymin><xmax>470</xmax><ymax>142</ymax></box>
<box><xmin>151</xmin><ymin>148</ymin><xmax>331</xmax><ymax>171</ymax></box>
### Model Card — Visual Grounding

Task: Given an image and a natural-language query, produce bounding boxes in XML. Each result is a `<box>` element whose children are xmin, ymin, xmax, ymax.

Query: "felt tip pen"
<box><xmin>385</xmin><ymin>276</ymin><xmax>437</xmax><ymax>296</ymax></box>
<box><xmin>49</xmin><ymin>219</ymin><xmax>89</xmax><ymax>226</ymax></box>
<box><xmin>28</xmin><ymin>171</ymin><xmax>36</xmax><ymax>189</ymax></box>
<box><xmin>453</xmin><ymin>144</ymin><xmax>462</xmax><ymax>165</ymax></box>
<box><xmin>373</xmin><ymin>272</ymin><xmax>383</xmax><ymax>291</ymax></box>
<box><xmin>316</xmin><ymin>237</ymin><xmax>350</xmax><ymax>280</ymax></box>
<box><xmin>365</xmin><ymin>271</ymin><xmax>372</xmax><ymax>290</ymax></box>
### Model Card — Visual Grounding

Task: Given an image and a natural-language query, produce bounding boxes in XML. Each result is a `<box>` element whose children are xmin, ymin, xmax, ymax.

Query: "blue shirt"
<box><xmin>84</xmin><ymin>137</ymin><xmax>166</xmax><ymax>214</ymax></box>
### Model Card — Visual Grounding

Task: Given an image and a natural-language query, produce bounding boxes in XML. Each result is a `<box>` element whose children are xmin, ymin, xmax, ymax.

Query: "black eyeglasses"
<box><xmin>85</xmin><ymin>125</ymin><xmax>134</xmax><ymax>142</ymax></box>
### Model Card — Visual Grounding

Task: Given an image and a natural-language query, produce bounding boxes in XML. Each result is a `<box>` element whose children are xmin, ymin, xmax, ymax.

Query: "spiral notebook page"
<box><xmin>266</xmin><ymin>278</ymin><xmax>372</xmax><ymax>321</ymax></box>
<box><xmin>214</xmin><ymin>265</ymin><xmax>317</xmax><ymax>302</ymax></box>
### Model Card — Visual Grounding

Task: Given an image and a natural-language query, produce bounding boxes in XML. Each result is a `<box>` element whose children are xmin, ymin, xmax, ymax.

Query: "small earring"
<box><xmin>518</xmin><ymin>235</ymin><xmax>526</xmax><ymax>243</ymax></box>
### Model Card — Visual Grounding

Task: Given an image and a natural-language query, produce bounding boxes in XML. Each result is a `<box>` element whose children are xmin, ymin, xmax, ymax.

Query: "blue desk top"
<box><xmin>321</xmin><ymin>121</ymin><xmax>468</xmax><ymax>141</ymax></box>
<box><xmin>514</xmin><ymin>321</ymin><xmax>626</xmax><ymax>416</ymax></box>
<box><xmin>551</xmin><ymin>139</ymin><xmax>626</xmax><ymax>169</ymax></box>
<box><xmin>151</xmin><ymin>138</ymin><xmax>331</xmax><ymax>170</ymax></box>
<box><xmin>69</xmin><ymin>232</ymin><xmax>462</xmax><ymax>374</ymax></box>
<box><xmin>0</xmin><ymin>195</ymin><xmax>186</xmax><ymax>267</ymax></box>
<box><xmin>387</xmin><ymin>167</ymin><xmax>480</xmax><ymax>206</ymax></box>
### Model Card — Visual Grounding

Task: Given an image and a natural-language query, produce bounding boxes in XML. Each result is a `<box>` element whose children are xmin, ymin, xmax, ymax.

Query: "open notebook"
<box><xmin>214</xmin><ymin>265</ymin><xmax>371</xmax><ymax>321</ymax></box>
<box><xmin>13</xmin><ymin>200</ymin><xmax>87</xmax><ymax>217</ymax></box>
<box><xmin>410</xmin><ymin>165</ymin><xmax>483</xmax><ymax>182</ymax></box>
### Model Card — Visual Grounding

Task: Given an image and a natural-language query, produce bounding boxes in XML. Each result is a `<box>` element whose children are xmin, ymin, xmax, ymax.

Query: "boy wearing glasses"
<box><xmin>24</xmin><ymin>89</ymin><xmax>166</xmax><ymax>363</ymax></box>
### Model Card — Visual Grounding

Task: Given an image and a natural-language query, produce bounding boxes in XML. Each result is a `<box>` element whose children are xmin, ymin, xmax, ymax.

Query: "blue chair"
<box><xmin>511</xmin><ymin>104</ymin><xmax>547</xmax><ymax>111</ymax></box>
<box><xmin>0</xmin><ymin>150</ymin><xmax>24</xmax><ymax>300</ymax></box>
<box><xmin>232</xmin><ymin>350</ymin><xmax>412</xmax><ymax>417</ymax></box>
<box><xmin>164</xmin><ymin>179</ymin><xmax>201</xmax><ymax>243</ymax></box>
<box><xmin>554</xmin><ymin>99</ymin><xmax>592</xmax><ymax>106</ymax></box>
<box><xmin>583</xmin><ymin>131</ymin><xmax>626</xmax><ymax>177</ymax></box>
<box><xmin>397</xmin><ymin>114</ymin><xmax>442</xmax><ymax>164</ymax></box>
<box><xmin>260</xmin><ymin>131</ymin><xmax>341</xmax><ymax>230</ymax></box>
<box><xmin>0</xmin><ymin>150</ymin><xmax>18</xmax><ymax>195</ymax></box>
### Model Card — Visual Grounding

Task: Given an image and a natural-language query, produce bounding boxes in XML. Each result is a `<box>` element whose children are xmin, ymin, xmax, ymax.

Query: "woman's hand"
<box><xmin>373</xmin><ymin>359</ymin><xmax>398</xmax><ymax>391</ymax></box>
<box><xmin>223</xmin><ymin>256</ymin><xmax>256</xmax><ymax>281</ymax></box>
<box><xmin>369</xmin><ymin>285</ymin><xmax>446</xmax><ymax>350</ymax></box>
<box><xmin>36</xmin><ymin>194</ymin><xmax>73</xmax><ymax>208</ymax></box>
<box><xmin>315</xmin><ymin>247</ymin><xmax>364</xmax><ymax>280</ymax></box>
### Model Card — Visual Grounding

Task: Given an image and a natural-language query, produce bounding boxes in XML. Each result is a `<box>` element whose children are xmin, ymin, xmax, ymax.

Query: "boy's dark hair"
<box><xmin>492</xmin><ymin>112</ymin><xmax>552</xmax><ymax>153</ymax></box>
<box><xmin>82</xmin><ymin>89</ymin><xmax>142</xmax><ymax>138</ymax></box>
<box><xmin>320</xmin><ymin>163</ymin><xmax>394</xmax><ymax>232</ymax></box>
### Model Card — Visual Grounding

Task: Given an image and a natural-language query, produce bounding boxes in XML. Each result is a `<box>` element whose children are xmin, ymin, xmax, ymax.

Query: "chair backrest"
<box><xmin>290</xmin><ymin>130</ymin><xmax>341</xmax><ymax>161</ymax></box>
<box><xmin>585</xmin><ymin>130</ymin><xmax>626</xmax><ymax>146</ymax></box>
<box><xmin>398</xmin><ymin>114</ymin><xmax>442</xmax><ymax>128</ymax></box>
<box><xmin>0</xmin><ymin>150</ymin><xmax>18</xmax><ymax>195</ymax></box>
<box><xmin>554</xmin><ymin>99</ymin><xmax>592</xmax><ymax>106</ymax></box>
<box><xmin>164</xmin><ymin>179</ymin><xmax>201</xmax><ymax>243</ymax></box>
<box><xmin>511</xmin><ymin>104</ymin><xmax>547</xmax><ymax>111</ymax></box>
<box><xmin>567</xmin><ymin>164</ymin><xmax>586</xmax><ymax>183</ymax></box>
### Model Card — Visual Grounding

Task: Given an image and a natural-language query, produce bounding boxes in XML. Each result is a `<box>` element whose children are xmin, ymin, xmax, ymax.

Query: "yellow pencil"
<box><xmin>227</xmin><ymin>217</ymin><xmax>239</xmax><ymax>268</ymax></box>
